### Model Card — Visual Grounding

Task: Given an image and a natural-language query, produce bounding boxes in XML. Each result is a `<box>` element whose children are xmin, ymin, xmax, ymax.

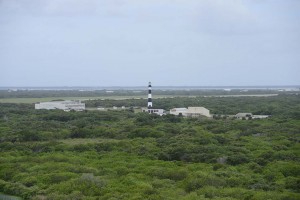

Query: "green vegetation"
<box><xmin>0</xmin><ymin>89</ymin><xmax>284</xmax><ymax>104</ymax></box>
<box><xmin>0</xmin><ymin>89</ymin><xmax>283</xmax><ymax>99</ymax></box>
<box><xmin>0</xmin><ymin>92</ymin><xmax>299</xmax><ymax>199</ymax></box>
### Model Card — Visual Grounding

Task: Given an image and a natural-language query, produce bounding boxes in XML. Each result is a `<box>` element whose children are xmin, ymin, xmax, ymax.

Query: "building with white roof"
<box><xmin>170</xmin><ymin>108</ymin><xmax>188</xmax><ymax>116</ymax></box>
<box><xmin>35</xmin><ymin>100</ymin><xmax>85</xmax><ymax>111</ymax></box>
<box><xmin>235</xmin><ymin>113</ymin><xmax>270</xmax><ymax>119</ymax></box>
<box><xmin>142</xmin><ymin>108</ymin><xmax>165</xmax><ymax>116</ymax></box>
<box><xmin>170</xmin><ymin>107</ymin><xmax>211</xmax><ymax>118</ymax></box>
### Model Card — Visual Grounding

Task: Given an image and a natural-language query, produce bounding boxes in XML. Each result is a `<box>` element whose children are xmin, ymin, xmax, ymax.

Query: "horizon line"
<box><xmin>1</xmin><ymin>85</ymin><xmax>300</xmax><ymax>88</ymax></box>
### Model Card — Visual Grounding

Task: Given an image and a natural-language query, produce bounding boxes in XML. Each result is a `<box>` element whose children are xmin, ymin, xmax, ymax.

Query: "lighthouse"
<box><xmin>148</xmin><ymin>82</ymin><xmax>152</xmax><ymax>108</ymax></box>
<box><xmin>142</xmin><ymin>82</ymin><xmax>165</xmax><ymax>115</ymax></box>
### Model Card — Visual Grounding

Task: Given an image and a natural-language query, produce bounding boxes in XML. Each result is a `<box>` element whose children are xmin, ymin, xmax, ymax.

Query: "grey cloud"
<box><xmin>0</xmin><ymin>0</ymin><xmax>299</xmax><ymax>86</ymax></box>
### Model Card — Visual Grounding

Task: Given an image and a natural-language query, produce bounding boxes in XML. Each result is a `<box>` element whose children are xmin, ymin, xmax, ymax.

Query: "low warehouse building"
<box><xmin>235</xmin><ymin>113</ymin><xmax>253</xmax><ymax>119</ymax></box>
<box><xmin>186</xmin><ymin>107</ymin><xmax>211</xmax><ymax>118</ymax></box>
<box><xmin>235</xmin><ymin>113</ymin><xmax>270</xmax><ymax>119</ymax></box>
<box><xmin>170</xmin><ymin>107</ymin><xmax>211</xmax><ymax>118</ymax></box>
<box><xmin>170</xmin><ymin>108</ymin><xmax>187</xmax><ymax>116</ymax></box>
<box><xmin>142</xmin><ymin>108</ymin><xmax>165</xmax><ymax>116</ymax></box>
<box><xmin>35</xmin><ymin>100</ymin><xmax>85</xmax><ymax>111</ymax></box>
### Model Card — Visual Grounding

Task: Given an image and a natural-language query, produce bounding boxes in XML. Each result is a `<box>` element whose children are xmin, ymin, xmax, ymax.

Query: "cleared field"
<box><xmin>0</xmin><ymin>95</ymin><xmax>176</xmax><ymax>103</ymax></box>
<box><xmin>0</xmin><ymin>194</ymin><xmax>21</xmax><ymax>200</ymax></box>
<box><xmin>0</xmin><ymin>94</ymin><xmax>279</xmax><ymax>103</ymax></box>
<box><xmin>204</xmin><ymin>94</ymin><xmax>278</xmax><ymax>97</ymax></box>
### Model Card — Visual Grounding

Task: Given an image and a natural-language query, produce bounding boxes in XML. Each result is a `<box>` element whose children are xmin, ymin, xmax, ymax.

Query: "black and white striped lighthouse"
<box><xmin>147</xmin><ymin>82</ymin><xmax>153</xmax><ymax>108</ymax></box>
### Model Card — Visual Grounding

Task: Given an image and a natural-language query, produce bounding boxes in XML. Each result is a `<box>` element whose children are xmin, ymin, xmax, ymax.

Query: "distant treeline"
<box><xmin>0</xmin><ymin>89</ymin><xmax>287</xmax><ymax>98</ymax></box>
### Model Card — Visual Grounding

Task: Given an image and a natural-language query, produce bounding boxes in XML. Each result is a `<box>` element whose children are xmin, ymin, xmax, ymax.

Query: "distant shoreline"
<box><xmin>0</xmin><ymin>85</ymin><xmax>299</xmax><ymax>91</ymax></box>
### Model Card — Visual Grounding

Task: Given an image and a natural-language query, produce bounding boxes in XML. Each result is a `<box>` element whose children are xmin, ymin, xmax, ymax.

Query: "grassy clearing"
<box><xmin>0</xmin><ymin>95</ymin><xmax>178</xmax><ymax>104</ymax></box>
<box><xmin>0</xmin><ymin>93</ymin><xmax>281</xmax><ymax>104</ymax></box>
<box><xmin>0</xmin><ymin>194</ymin><xmax>22</xmax><ymax>200</ymax></box>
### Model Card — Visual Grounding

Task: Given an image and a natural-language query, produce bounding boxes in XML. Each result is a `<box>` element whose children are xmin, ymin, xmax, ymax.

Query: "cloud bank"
<box><xmin>0</xmin><ymin>0</ymin><xmax>299</xmax><ymax>86</ymax></box>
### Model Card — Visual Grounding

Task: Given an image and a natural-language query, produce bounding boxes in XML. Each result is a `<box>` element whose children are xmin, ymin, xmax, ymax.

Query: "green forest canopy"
<box><xmin>0</xmin><ymin>92</ymin><xmax>299</xmax><ymax>199</ymax></box>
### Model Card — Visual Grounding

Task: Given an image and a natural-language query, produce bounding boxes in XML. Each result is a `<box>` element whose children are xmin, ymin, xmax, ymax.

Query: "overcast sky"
<box><xmin>0</xmin><ymin>0</ymin><xmax>299</xmax><ymax>86</ymax></box>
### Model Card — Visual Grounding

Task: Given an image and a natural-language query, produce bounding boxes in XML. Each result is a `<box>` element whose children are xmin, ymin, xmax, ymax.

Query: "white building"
<box><xmin>170</xmin><ymin>108</ymin><xmax>188</xmax><ymax>116</ymax></box>
<box><xmin>142</xmin><ymin>108</ymin><xmax>165</xmax><ymax>116</ymax></box>
<box><xmin>186</xmin><ymin>107</ymin><xmax>211</xmax><ymax>118</ymax></box>
<box><xmin>170</xmin><ymin>107</ymin><xmax>211</xmax><ymax>118</ymax></box>
<box><xmin>35</xmin><ymin>100</ymin><xmax>85</xmax><ymax>111</ymax></box>
<box><xmin>252</xmin><ymin>115</ymin><xmax>270</xmax><ymax>119</ymax></box>
<box><xmin>235</xmin><ymin>113</ymin><xmax>270</xmax><ymax>119</ymax></box>
<box><xmin>235</xmin><ymin>113</ymin><xmax>252</xmax><ymax>119</ymax></box>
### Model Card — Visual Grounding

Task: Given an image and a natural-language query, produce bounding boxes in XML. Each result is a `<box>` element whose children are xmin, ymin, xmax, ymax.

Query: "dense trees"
<box><xmin>0</xmin><ymin>93</ymin><xmax>299</xmax><ymax>199</ymax></box>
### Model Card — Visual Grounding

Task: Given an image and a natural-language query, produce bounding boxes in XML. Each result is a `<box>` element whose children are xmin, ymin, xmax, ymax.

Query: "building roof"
<box><xmin>38</xmin><ymin>100</ymin><xmax>82</xmax><ymax>104</ymax></box>
<box><xmin>143</xmin><ymin>108</ymin><xmax>164</xmax><ymax>111</ymax></box>
<box><xmin>171</xmin><ymin>108</ymin><xmax>187</xmax><ymax>111</ymax></box>
<box><xmin>235</xmin><ymin>113</ymin><xmax>253</xmax><ymax>117</ymax></box>
<box><xmin>188</xmin><ymin>107</ymin><xmax>208</xmax><ymax>110</ymax></box>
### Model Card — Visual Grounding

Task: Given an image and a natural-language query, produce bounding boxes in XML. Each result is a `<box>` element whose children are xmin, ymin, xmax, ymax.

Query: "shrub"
<box><xmin>227</xmin><ymin>153</ymin><xmax>250</xmax><ymax>165</ymax></box>
<box><xmin>149</xmin><ymin>168</ymin><xmax>188</xmax><ymax>181</ymax></box>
